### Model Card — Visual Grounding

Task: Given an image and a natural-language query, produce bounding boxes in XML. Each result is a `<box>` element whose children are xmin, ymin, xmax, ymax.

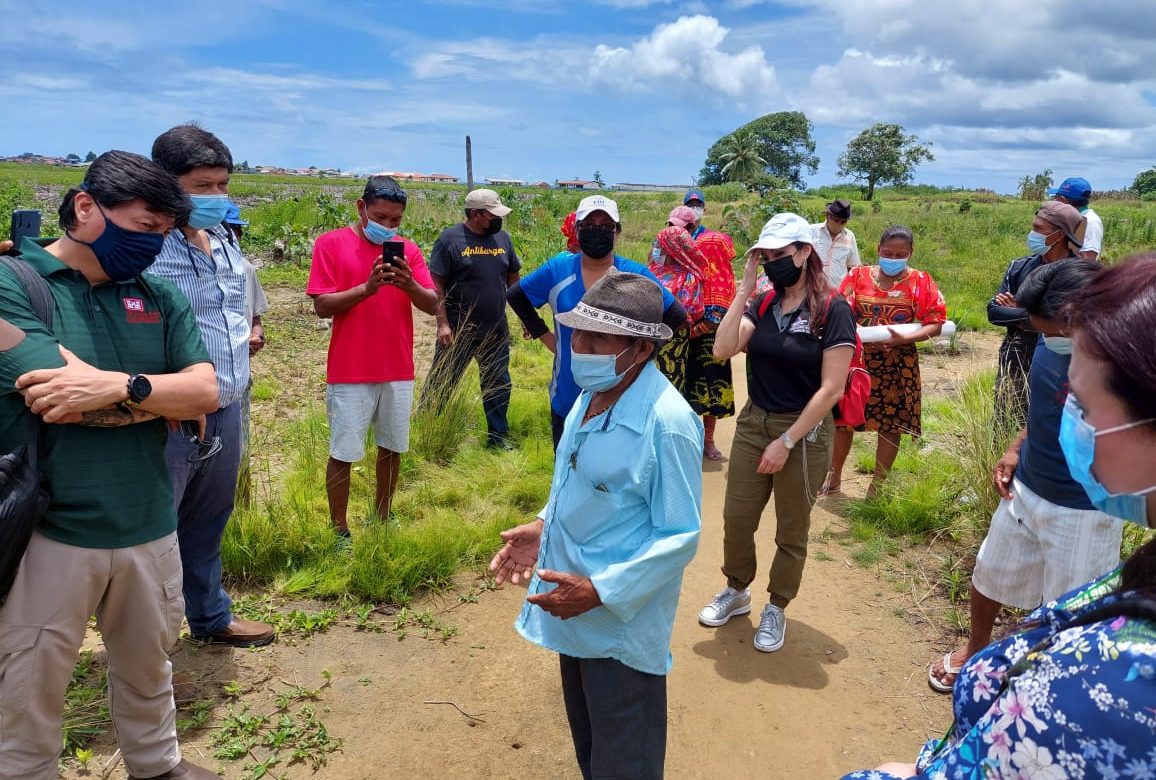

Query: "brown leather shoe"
<box><xmin>191</xmin><ymin>617</ymin><xmax>275</xmax><ymax>648</ymax></box>
<box><xmin>130</xmin><ymin>758</ymin><xmax>218</xmax><ymax>779</ymax></box>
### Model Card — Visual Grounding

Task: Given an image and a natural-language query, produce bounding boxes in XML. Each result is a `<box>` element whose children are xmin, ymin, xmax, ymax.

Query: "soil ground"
<box><xmin>64</xmin><ymin>295</ymin><xmax>1004</xmax><ymax>780</ymax></box>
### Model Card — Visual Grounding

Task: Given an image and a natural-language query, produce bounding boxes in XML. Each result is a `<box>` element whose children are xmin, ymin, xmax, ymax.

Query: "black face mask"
<box><xmin>762</xmin><ymin>253</ymin><xmax>803</xmax><ymax>289</ymax></box>
<box><xmin>578</xmin><ymin>227</ymin><xmax>615</xmax><ymax>259</ymax></box>
<box><xmin>483</xmin><ymin>216</ymin><xmax>503</xmax><ymax>236</ymax></box>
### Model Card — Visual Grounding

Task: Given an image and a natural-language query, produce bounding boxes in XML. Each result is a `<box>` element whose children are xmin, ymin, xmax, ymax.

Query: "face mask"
<box><xmin>690</xmin><ymin>206</ymin><xmax>704</xmax><ymax>221</ymax></box>
<box><xmin>762</xmin><ymin>252</ymin><xmax>803</xmax><ymax>289</ymax></box>
<box><xmin>188</xmin><ymin>194</ymin><xmax>231</xmax><ymax>230</ymax></box>
<box><xmin>1059</xmin><ymin>395</ymin><xmax>1156</xmax><ymax>526</ymax></box>
<box><xmin>1026</xmin><ymin>230</ymin><xmax>1052</xmax><ymax>256</ymax></box>
<box><xmin>68</xmin><ymin>202</ymin><xmax>166</xmax><ymax>282</ymax></box>
<box><xmin>649</xmin><ymin>243</ymin><xmax>662</xmax><ymax>263</ymax></box>
<box><xmin>878</xmin><ymin>257</ymin><xmax>909</xmax><ymax>277</ymax></box>
<box><xmin>483</xmin><ymin>216</ymin><xmax>503</xmax><ymax>237</ymax></box>
<box><xmin>1044</xmin><ymin>336</ymin><xmax>1074</xmax><ymax>355</ymax></box>
<box><xmin>570</xmin><ymin>344</ymin><xmax>635</xmax><ymax>393</ymax></box>
<box><xmin>361</xmin><ymin>211</ymin><xmax>398</xmax><ymax>245</ymax></box>
<box><xmin>578</xmin><ymin>227</ymin><xmax>616</xmax><ymax>259</ymax></box>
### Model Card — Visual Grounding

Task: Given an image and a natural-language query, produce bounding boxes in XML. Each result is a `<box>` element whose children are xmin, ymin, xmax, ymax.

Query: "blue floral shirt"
<box><xmin>842</xmin><ymin>569</ymin><xmax>1156</xmax><ymax>780</ymax></box>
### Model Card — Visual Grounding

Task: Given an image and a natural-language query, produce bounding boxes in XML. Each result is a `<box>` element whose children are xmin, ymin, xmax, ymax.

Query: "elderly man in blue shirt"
<box><xmin>490</xmin><ymin>268</ymin><xmax>703</xmax><ymax>780</ymax></box>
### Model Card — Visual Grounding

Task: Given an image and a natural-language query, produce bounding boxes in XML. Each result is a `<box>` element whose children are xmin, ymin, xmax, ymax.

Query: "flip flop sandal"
<box><xmin>928</xmin><ymin>652</ymin><xmax>963</xmax><ymax>694</ymax></box>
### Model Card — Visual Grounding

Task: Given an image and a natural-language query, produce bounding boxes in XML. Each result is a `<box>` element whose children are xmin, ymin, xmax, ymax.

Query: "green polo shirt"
<box><xmin>0</xmin><ymin>238</ymin><xmax>211</xmax><ymax>548</ymax></box>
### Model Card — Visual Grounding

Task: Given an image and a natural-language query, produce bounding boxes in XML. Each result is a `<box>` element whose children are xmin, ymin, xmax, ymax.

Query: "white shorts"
<box><xmin>326</xmin><ymin>381</ymin><xmax>414</xmax><ymax>462</ymax></box>
<box><xmin>972</xmin><ymin>477</ymin><xmax>1123</xmax><ymax>610</ymax></box>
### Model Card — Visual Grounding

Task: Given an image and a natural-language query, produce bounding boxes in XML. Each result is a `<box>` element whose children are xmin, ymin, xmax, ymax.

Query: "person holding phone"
<box><xmin>422</xmin><ymin>189</ymin><xmax>522</xmax><ymax>449</ymax></box>
<box><xmin>307</xmin><ymin>176</ymin><xmax>437</xmax><ymax>540</ymax></box>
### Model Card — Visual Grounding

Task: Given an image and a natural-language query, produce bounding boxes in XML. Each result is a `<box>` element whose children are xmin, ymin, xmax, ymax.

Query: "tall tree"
<box><xmin>1017</xmin><ymin>169</ymin><xmax>1054</xmax><ymax>201</ymax></box>
<box><xmin>717</xmin><ymin>130</ymin><xmax>767</xmax><ymax>183</ymax></box>
<box><xmin>1132</xmin><ymin>167</ymin><xmax>1156</xmax><ymax>197</ymax></box>
<box><xmin>84</xmin><ymin>151</ymin><xmax>97</xmax><ymax>162</ymax></box>
<box><xmin>837</xmin><ymin>123</ymin><xmax>934</xmax><ymax>200</ymax></box>
<box><xmin>699</xmin><ymin>111</ymin><xmax>819</xmax><ymax>188</ymax></box>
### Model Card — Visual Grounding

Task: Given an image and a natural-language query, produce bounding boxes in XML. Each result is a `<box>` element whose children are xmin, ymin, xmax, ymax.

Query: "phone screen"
<box><xmin>382</xmin><ymin>240</ymin><xmax>406</xmax><ymax>266</ymax></box>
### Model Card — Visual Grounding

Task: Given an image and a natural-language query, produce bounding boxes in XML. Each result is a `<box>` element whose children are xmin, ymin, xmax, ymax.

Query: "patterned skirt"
<box><xmin>686</xmin><ymin>331</ymin><xmax>735</xmax><ymax>418</ymax></box>
<box><xmin>861</xmin><ymin>344</ymin><xmax>922</xmax><ymax>437</ymax></box>
<box><xmin>657</xmin><ymin>329</ymin><xmax>691</xmax><ymax>396</ymax></box>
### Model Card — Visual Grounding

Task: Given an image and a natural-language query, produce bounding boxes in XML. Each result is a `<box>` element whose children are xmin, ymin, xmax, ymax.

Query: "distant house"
<box><xmin>612</xmin><ymin>183</ymin><xmax>692</xmax><ymax>193</ymax></box>
<box><xmin>425</xmin><ymin>173</ymin><xmax>459</xmax><ymax>183</ymax></box>
<box><xmin>375</xmin><ymin>171</ymin><xmax>458</xmax><ymax>183</ymax></box>
<box><xmin>531</xmin><ymin>181</ymin><xmax>551</xmax><ymax>188</ymax></box>
<box><xmin>487</xmin><ymin>178</ymin><xmax>524</xmax><ymax>186</ymax></box>
<box><xmin>556</xmin><ymin>179</ymin><xmax>598</xmax><ymax>190</ymax></box>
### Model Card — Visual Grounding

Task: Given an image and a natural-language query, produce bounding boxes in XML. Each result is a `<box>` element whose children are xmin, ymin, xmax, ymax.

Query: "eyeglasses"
<box><xmin>187</xmin><ymin>434</ymin><xmax>223</xmax><ymax>464</ymax></box>
<box><xmin>369</xmin><ymin>187</ymin><xmax>408</xmax><ymax>204</ymax></box>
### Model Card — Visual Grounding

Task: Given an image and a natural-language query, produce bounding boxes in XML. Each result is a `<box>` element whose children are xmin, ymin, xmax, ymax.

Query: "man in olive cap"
<box><xmin>491</xmin><ymin>269</ymin><xmax>702</xmax><ymax>780</ymax></box>
<box><xmin>810</xmin><ymin>199</ymin><xmax>861</xmax><ymax>288</ymax></box>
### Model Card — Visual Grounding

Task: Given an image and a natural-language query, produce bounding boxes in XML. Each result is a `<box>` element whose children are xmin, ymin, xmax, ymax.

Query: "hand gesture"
<box><xmin>757</xmin><ymin>437</ymin><xmax>790</xmax><ymax>475</ymax></box>
<box><xmin>739</xmin><ymin>253</ymin><xmax>761</xmax><ymax>296</ymax></box>
<box><xmin>993</xmin><ymin>448</ymin><xmax>1019</xmax><ymax>500</ymax></box>
<box><xmin>526</xmin><ymin>569</ymin><xmax>601</xmax><ymax>619</ymax></box>
<box><xmin>365</xmin><ymin>261</ymin><xmax>389</xmax><ymax>295</ymax></box>
<box><xmin>384</xmin><ymin>252</ymin><xmax>414</xmax><ymax>290</ymax></box>
<box><xmin>539</xmin><ymin>331</ymin><xmax>557</xmax><ymax>354</ymax></box>
<box><xmin>436</xmin><ymin>322</ymin><xmax>454</xmax><ymax>347</ymax></box>
<box><xmin>994</xmin><ymin>292</ymin><xmax>1017</xmax><ymax>308</ymax></box>
<box><xmin>489</xmin><ymin>519</ymin><xmax>543</xmax><ymax>585</ymax></box>
<box><xmin>16</xmin><ymin>346</ymin><xmax>128</xmax><ymax>422</ymax></box>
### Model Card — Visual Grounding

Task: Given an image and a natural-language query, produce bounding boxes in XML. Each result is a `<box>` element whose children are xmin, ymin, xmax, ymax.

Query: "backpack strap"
<box><xmin>0</xmin><ymin>255</ymin><xmax>54</xmax><ymax>330</ymax></box>
<box><xmin>756</xmin><ymin>289</ymin><xmax>778</xmax><ymax>319</ymax></box>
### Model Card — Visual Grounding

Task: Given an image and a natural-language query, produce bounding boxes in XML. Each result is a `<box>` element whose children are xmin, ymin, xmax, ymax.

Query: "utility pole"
<box><xmin>465</xmin><ymin>135</ymin><xmax>474</xmax><ymax>191</ymax></box>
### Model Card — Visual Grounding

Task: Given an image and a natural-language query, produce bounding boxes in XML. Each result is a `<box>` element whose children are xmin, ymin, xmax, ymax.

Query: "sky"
<box><xmin>2</xmin><ymin>0</ymin><xmax>1155</xmax><ymax>193</ymax></box>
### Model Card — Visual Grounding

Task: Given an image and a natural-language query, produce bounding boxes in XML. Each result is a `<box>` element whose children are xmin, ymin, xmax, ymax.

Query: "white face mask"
<box><xmin>690</xmin><ymin>206</ymin><xmax>704</xmax><ymax>221</ymax></box>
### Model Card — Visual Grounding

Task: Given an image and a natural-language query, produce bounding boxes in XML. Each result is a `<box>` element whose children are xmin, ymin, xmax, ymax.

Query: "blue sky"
<box><xmin>2</xmin><ymin>0</ymin><xmax>1155</xmax><ymax>193</ymax></box>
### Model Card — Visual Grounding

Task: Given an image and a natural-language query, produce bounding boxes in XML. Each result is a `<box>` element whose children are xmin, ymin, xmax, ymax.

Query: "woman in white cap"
<box><xmin>697</xmin><ymin>213</ymin><xmax>855</xmax><ymax>652</ymax></box>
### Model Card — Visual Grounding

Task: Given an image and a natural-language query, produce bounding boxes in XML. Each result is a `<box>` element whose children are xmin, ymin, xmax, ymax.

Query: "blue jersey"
<box><xmin>518</xmin><ymin>252</ymin><xmax>677</xmax><ymax>417</ymax></box>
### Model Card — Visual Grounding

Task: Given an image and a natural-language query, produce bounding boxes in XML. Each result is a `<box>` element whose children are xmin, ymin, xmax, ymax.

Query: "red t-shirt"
<box><xmin>306</xmin><ymin>227</ymin><xmax>434</xmax><ymax>383</ymax></box>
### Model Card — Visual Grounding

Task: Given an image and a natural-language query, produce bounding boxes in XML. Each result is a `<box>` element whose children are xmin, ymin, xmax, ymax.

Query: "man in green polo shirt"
<box><xmin>0</xmin><ymin>151</ymin><xmax>220</xmax><ymax>780</ymax></box>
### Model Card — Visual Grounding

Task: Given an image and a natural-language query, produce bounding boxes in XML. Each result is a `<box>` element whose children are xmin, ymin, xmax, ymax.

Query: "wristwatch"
<box><xmin>126</xmin><ymin>374</ymin><xmax>153</xmax><ymax>406</ymax></box>
<box><xmin>779</xmin><ymin>432</ymin><xmax>796</xmax><ymax>450</ymax></box>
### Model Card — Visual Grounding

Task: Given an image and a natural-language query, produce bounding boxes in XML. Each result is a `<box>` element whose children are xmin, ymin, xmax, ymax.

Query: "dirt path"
<box><xmin>79</xmin><ymin>330</ymin><xmax>1004</xmax><ymax>780</ymax></box>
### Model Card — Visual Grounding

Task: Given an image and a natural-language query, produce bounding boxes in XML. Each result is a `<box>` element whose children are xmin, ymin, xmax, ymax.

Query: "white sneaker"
<box><xmin>698</xmin><ymin>587</ymin><xmax>752</xmax><ymax>627</ymax></box>
<box><xmin>753</xmin><ymin>604</ymin><xmax>786</xmax><ymax>652</ymax></box>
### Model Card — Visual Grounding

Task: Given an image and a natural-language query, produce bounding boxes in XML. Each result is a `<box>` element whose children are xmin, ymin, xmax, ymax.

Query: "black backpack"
<box><xmin>0</xmin><ymin>254</ymin><xmax>53</xmax><ymax>605</ymax></box>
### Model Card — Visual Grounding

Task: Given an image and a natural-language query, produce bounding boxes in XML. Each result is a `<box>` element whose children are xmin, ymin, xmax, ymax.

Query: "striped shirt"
<box><xmin>149</xmin><ymin>225</ymin><xmax>250</xmax><ymax>408</ymax></box>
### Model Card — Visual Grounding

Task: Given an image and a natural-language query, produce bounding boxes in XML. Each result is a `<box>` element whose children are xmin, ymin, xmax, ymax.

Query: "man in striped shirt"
<box><xmin>148</xmin><ymin>125</ymin><xmax>274</xmax><ymax>648</ymax></box>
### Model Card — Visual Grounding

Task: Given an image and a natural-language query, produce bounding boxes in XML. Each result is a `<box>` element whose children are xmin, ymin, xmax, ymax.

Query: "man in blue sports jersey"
<box><xmin>507</xmin><ymin>195</ymin><xmax>686</xmax><ymax>449</ymax></box>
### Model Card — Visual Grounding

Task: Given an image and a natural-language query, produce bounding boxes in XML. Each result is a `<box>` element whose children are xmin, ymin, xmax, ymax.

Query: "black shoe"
<box><xmin>486</xmin><ymin>438</ymin><xmax>516</xmax><ymax>451</ymax></box>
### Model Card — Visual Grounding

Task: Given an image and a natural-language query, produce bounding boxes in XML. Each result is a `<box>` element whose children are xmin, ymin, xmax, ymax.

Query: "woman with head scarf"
<box><xmin>841</xmin><ymin>254</ymin><xmax>1156</xmax><ymax>780</ymax></box>
<box><xmin>648</xmin><ymin>225</ymin><xmax>707</xmax><ymax>397</ymax></box>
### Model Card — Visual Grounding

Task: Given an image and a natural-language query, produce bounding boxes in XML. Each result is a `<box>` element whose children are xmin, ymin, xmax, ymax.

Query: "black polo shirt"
<box><xmin>743</xmin><ymin>292</ymin><xmax>856</xmax><ymax>414</ymax></box>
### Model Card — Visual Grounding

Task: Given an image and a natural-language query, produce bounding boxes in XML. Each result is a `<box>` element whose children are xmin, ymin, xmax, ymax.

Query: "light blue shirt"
<box><xmin>515</xmin><ymin>361</ymin><xmax>703</xmax><ymax>675</ymax></box>
<box><xmin>149</xmin><ymin>225</ymin><xmax>250</xmax><ymax>408</ymax></box>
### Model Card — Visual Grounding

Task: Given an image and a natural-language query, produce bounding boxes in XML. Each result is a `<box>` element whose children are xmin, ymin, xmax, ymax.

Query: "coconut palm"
<box><xmin>718</xmin><ymin>130</ymin><xmax>767</xmax><ymax>183</ymax></box>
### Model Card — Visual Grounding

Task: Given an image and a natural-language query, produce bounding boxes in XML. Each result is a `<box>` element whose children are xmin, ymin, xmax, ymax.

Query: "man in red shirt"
<box><xmin>306</xmin><ymin>176</ymin><xmax>438</xmax><ymax>539</ymax></box>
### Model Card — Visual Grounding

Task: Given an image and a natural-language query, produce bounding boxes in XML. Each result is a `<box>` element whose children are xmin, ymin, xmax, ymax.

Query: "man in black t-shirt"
<box><xmin>424</xmin><ymin>189</ymin><xmax>522</xmax><ymax>448</ymax></box>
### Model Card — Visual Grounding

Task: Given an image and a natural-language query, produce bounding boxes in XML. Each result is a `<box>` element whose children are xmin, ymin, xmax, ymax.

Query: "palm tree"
<box><xmin>718</xmin><ymin>130</ymin><xmax>766</xmax><ymax>183</ymax></box>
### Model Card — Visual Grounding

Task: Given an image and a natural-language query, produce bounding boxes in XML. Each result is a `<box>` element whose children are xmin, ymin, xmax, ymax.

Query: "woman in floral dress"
<box><xmin>824</xmin><ymin>225</ymin><xmax>946</xmax><ymax>497</ymax></box>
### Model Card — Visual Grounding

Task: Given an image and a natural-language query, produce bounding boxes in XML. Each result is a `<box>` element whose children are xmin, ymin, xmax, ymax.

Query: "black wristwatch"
<box><xmin>126</xmin><ymin>374</ymin><xmax>153</xmax><ymax>405</ymax></box>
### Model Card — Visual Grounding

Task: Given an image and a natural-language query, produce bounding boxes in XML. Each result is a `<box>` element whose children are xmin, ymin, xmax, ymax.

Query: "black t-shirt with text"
<box><xmin>428</xmin><ymin>223</ymin><xmax>521</xmax><ymax>331</ymax></box>
<box><xmin>743</xmin><ymin>292</ymin><xmax>856</xmax><ymax>413</ymax></box>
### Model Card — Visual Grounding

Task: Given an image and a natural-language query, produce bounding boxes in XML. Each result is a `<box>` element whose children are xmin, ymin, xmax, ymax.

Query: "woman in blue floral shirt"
<box><xmin>843</xmin><ymin>254</ymin><xmax>1156</xmax><ymax>780</ymax></box>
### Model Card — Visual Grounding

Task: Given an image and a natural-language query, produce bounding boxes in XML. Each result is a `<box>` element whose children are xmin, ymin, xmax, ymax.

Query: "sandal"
<box><xmin>703</xmin><ymin>443</ymin><xmax>725</xmax><ymax>461</ymax></box>
<box><xmin>928</xmin><ymin>651</ymin><xmax>964</xmax><ymax>694</ymax></box>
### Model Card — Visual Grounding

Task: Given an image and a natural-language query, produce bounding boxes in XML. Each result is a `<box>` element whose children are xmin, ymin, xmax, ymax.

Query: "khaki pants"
<box><xmin>0</xmin><ymin>532</ymin><xmax>184</xmax><ymax>780</ymax></box>
<box><xmin>721</xmin><ymin>403</ymin><xmax>834</xmax><ymax>609</ymax></box>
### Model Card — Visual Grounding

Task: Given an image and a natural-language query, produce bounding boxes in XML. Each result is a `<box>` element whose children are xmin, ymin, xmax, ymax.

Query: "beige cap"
<box><xmin>464</xmin><ymin>188</ymin><xmax>511</xmax><ymax>217</ymax></box>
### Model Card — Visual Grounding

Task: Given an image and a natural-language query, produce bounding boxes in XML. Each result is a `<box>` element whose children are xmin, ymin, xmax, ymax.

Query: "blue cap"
<box><xmin>1046</xmin><ymin>177</ymin><xmax>1092</xmax><ymax>201</ymax></box>
<box><xmin>684</xmin><ymin>189</ymin><xmax>705</xmax><ymax>205</ymax></box>
<box><xmin>224</xmin><ymin>202</ymin><xmax>249</xmax><ymax>226</ymax></box>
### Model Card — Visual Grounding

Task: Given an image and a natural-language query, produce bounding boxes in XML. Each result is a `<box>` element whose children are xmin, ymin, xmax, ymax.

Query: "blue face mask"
<box><xmin>188</xmin><ymin>194</ymin><xmax>231</xmax><ymax>230</ymax></box>
<box><xmin>570</xmin><ymin>344</ymin><xmax>635</xmax><ymax>393</ymax></box>
<box><xmin>360</xmin><ymin>209</ymin><xmax>398</xmax><ymax>245</ymax></box>
<box><xmin>877</xmin><ymin>256</ymin><xmax>909</xmax><ymax>277</ymax></box>
<box><xmin>68</xmin><ymin>202</ymin><xmax>166</xmax><ymax>282</ymax></box>
<box><xmin>1044</xmin><ymin>336</ymin><xmax>1074</xmax><ymax>355</ymax></box>
<box><xmin>1059</xmin><ymin>394</ymin><xmax>1156</xmax><ymax>526</ymax></box>
<box><xmin>1026</xmin><ymin>230</ymin><xmax>1052</xmax><ymax>256</ymax></box>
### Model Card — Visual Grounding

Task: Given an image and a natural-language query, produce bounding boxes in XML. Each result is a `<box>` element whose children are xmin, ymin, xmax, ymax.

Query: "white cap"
<box><xmin>748</xmin><ymin>212</ymin><xmax>814</xmax><ymax>253</ymax></box>
<box><xmin>464</xmin><ymin>188</ymin><xmax>512</xmax><ymax>217</ymax></box>
<box><xmin>575</xmin><ymin>194</ymin><xmax>621</xmax><ymax>223</ymax></box>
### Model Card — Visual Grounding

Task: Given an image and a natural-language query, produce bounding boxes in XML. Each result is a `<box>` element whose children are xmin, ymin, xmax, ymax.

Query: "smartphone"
<box><xmin>381</xmin><ymin>240</ymin><xmax>406</xmax><ymax>267</ymax></box>
<box><xmin>8</xmin><ymin>210</ymin><xmax>41</xmax><ymax>248</ymax></box>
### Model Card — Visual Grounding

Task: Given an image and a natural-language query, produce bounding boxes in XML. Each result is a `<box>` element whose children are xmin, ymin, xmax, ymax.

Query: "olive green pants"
<box><xmin>721</xmin><ymin>402</ymin><xmax>834</xmax><ymax>609</ymax></box>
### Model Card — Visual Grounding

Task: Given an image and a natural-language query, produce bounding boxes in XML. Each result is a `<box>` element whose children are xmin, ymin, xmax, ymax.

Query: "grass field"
<box><xmin>3</xmin><ymin>162</ymin><xmax>1154</xmax><ymax>605</ymax></box>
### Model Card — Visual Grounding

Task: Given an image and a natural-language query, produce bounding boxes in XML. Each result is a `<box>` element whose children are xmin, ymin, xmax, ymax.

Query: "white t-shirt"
<box><xmin>810</xmin><ymin>223</ymin><xmax>861</xmax><ymax>289</ymax></box>
<box><xmin>1081</xmin><ymin>207</ymin><xmax>1103</xmax><ymax>256</ymax></box>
